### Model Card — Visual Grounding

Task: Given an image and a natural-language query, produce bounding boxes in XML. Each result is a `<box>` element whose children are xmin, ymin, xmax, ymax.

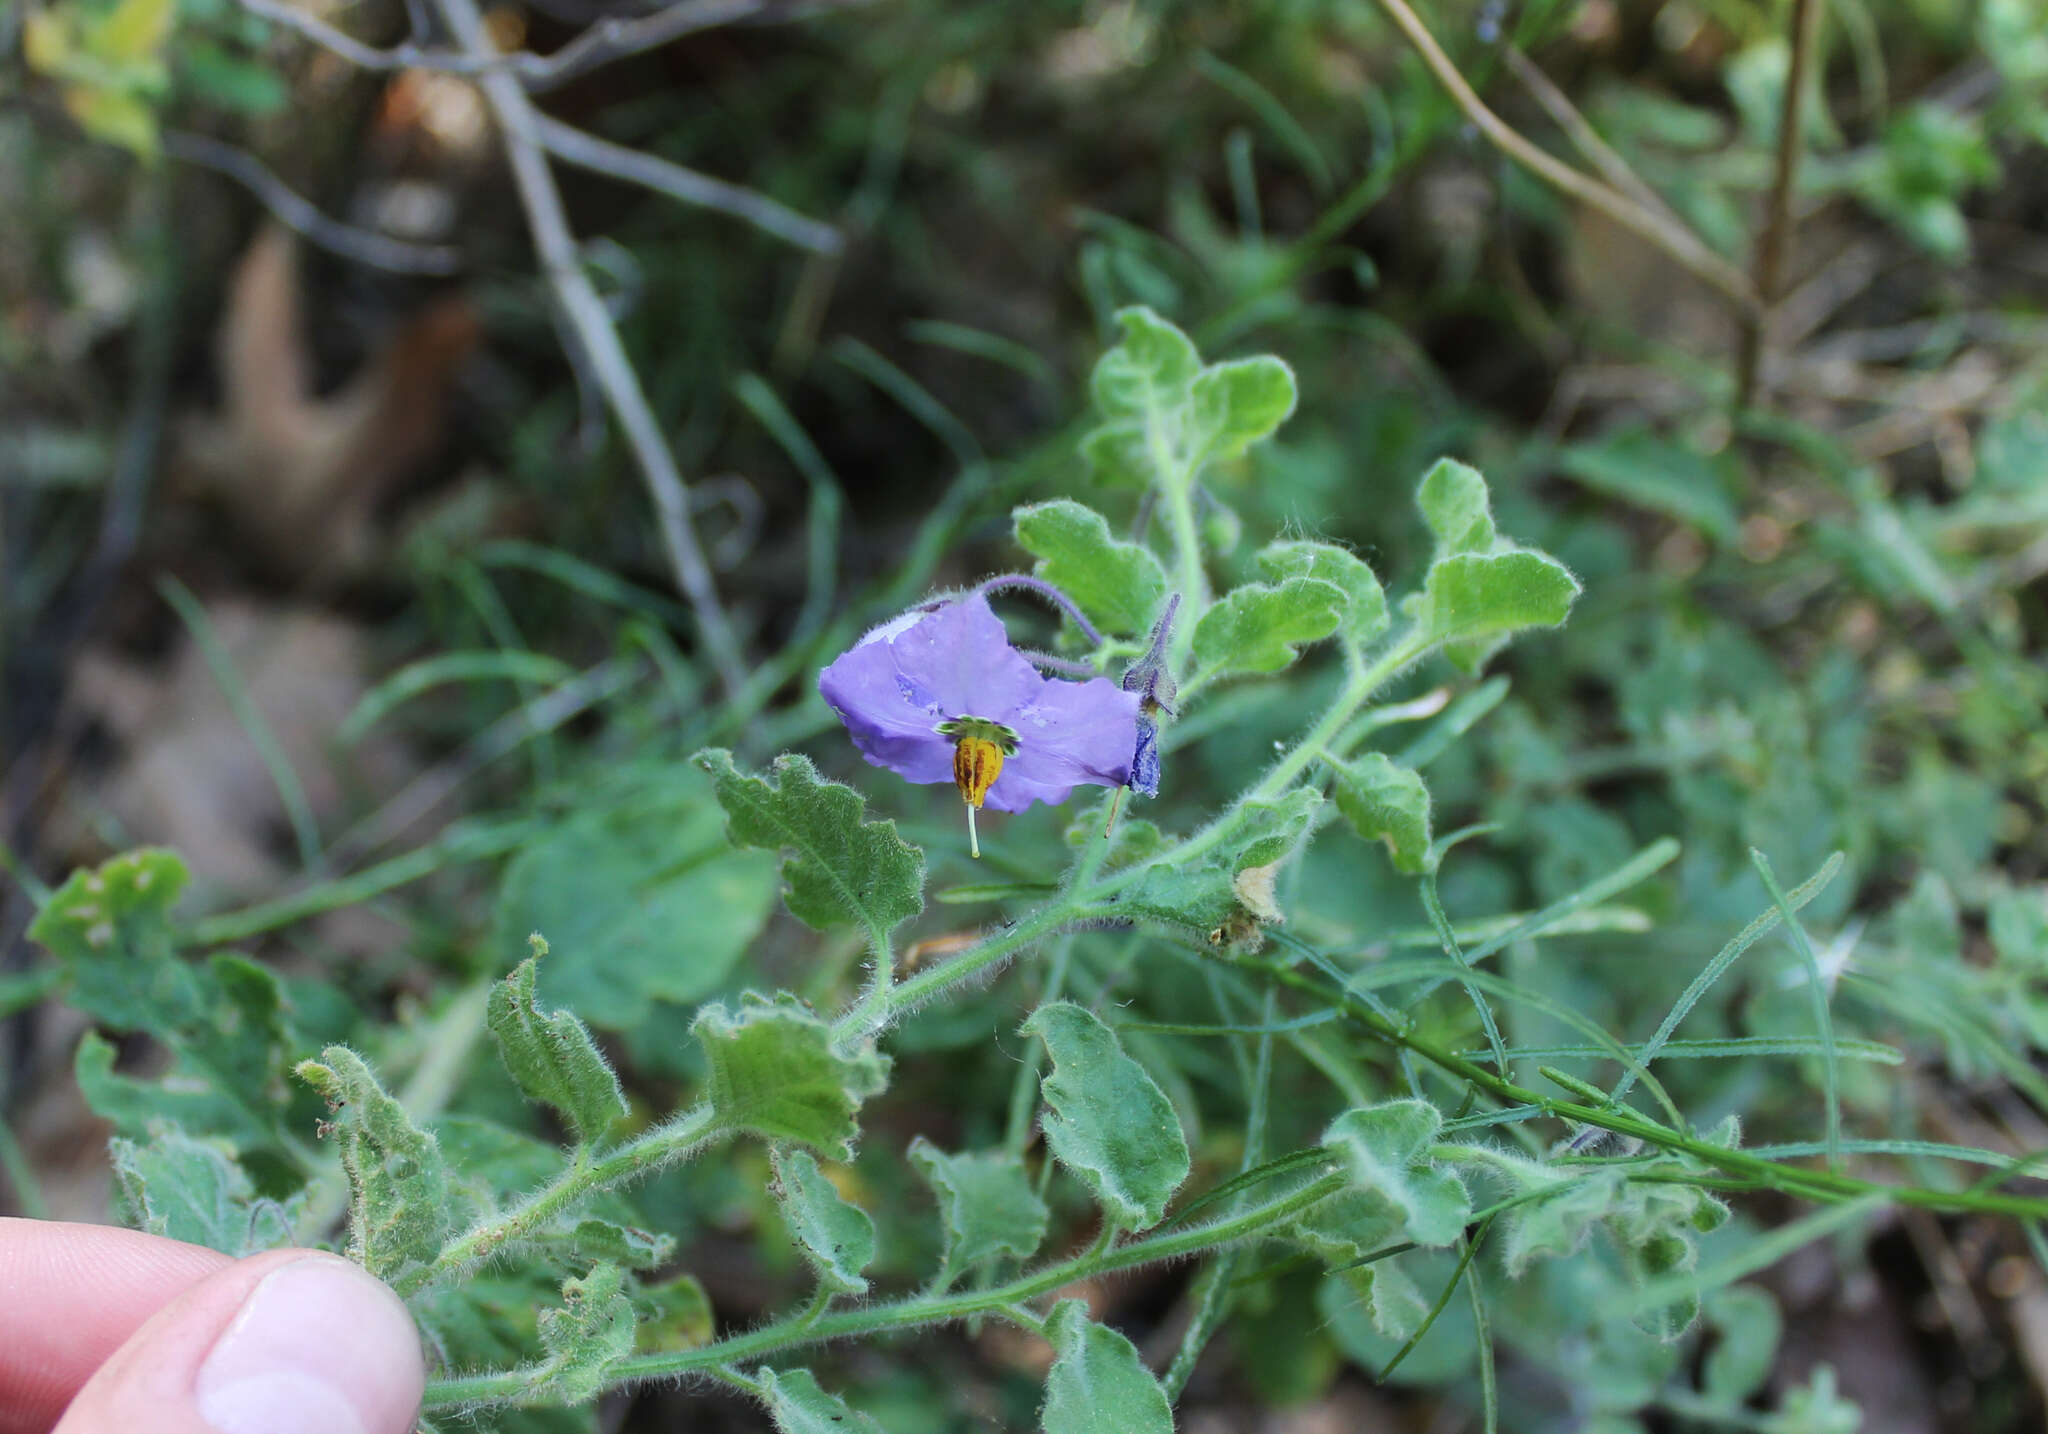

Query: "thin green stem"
<box><xmin>1232</xmin><ymin>950</ymin><xmax>2048</xmax><ymax>1222</ymax></box>
<box><xmin>420</xmin><ymin>1169</ymin><xmax>1348</xmax><ymax>1409</ymax></box>
<box><xmin>395</xmin><ymin>1103</ymin><xmax>721</xmax><ymax>1296</ymax></box>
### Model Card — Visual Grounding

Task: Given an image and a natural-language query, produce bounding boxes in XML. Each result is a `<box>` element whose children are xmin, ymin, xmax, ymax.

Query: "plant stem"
<box><xmin>1735</xmin><ymin>0</ymin><xmax>1823</xmax><ymax>408</ymax></box>
<box><xmin>1365</xmin><ymin>0</ymin><xmax>1757</xmax><ymax>312</ymax></box>
<box><xmin>1233</xmin><ymin>950</ymin><xmax>2048</xmax><ymax>1221</ymax></box>
<box><xmin>396</xmin><ymin>1104</ymin><xmax>721</xmax><ymax>1296</ymax></box>
<box><xmin>420</xmin><ymin>1169</ymin><xmax>1347</xmax><ymax>1409</ymax></box>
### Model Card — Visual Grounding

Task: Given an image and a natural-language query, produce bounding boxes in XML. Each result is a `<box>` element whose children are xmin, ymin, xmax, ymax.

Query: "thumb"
<box><xmin>55</xmin><ymin>1249</ymin><xmax>425</xmax><ymax>1434</ymax></box>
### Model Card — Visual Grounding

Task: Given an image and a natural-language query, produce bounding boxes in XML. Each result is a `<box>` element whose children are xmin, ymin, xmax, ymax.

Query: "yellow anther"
<box><xmin>952</xmin><ymin>736</ymin><xmax>1005</xmax><ymax>859</ymax></box>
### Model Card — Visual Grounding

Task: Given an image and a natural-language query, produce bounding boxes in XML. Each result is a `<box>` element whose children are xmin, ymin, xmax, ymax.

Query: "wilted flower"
<box><xmin>1118</xmin><ymin>594</ymin><xmax>1180</xmax><ymax>799</ymax></box>
<box><xmin>819</xmin><ymin>594</ymin><xmax>1141</xmax><ymax>856</ymax></box>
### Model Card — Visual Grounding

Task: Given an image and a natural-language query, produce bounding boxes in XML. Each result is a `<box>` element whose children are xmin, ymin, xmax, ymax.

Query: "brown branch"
<box><xmin>1736</xmin><ymin>0</ymin><xmax>1825</xmax><ymax>409</ymax></box>
<box><xmin>1366</xmin><ymin>0</ymin><xmax>1758</xmax><ymax>314</ymax></box>
<box><xmin>424</xmin><ymin>0</ymin><xmax>745</xmax><ymax>693</ymax></box>
<box><xmin>232</xmin><ymin>0</ymin><xmax>820</xmax><ymax>91</ymax></box>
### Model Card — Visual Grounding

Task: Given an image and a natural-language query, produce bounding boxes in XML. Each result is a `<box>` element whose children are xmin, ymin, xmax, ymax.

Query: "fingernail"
<box><xmin>196</xmin><ymin>1256</ymin><xmax>423</xmax><ymax>1434</ymax></box>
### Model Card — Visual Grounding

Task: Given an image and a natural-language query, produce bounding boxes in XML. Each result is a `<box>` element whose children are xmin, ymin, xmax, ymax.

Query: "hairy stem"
<box><xmin>395</xmin><ymin>1104</ymin><xmax>721</xmax><ymax>1296</ymax></box>
<box><xmin>420</xmin><ymin>1169</ymin><xmax>1348</xmax><ymax>1409</ymax></box>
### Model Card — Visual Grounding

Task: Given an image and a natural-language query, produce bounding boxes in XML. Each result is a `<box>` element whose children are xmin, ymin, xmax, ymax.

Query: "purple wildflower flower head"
<box><xmin>818</xmin><ymin>594</ymin><xmax>1141</xmax><ymax>820</ymax></box>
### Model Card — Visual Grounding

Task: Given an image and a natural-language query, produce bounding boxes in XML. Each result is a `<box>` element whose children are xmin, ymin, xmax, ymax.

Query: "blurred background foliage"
<box><xmin>6</xmin><ymin>0</ymin><xmax>2048</xmax><ymax>1429</ymax></box>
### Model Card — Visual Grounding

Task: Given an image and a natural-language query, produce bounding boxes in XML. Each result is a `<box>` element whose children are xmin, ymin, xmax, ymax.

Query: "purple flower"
<box><xmin>819</xmin><ymin>594</ymin><xmax>1141</xmax><ymax>855</ymax></box>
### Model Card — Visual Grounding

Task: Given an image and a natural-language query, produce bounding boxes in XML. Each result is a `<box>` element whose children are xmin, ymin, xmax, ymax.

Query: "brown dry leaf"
<box><xmin>56</xmin><ymin>597</ymin><xmax>416</xmax><ymax>905</ymax></box>
<box><xmin>176</xmin><ymin>224</ymin><xmax>477</xmax><ymax>584</ymax></box>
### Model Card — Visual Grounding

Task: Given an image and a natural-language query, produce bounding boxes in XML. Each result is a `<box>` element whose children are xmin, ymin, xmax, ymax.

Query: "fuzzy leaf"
<box><xmin>909</xmin><ymin>1138</ymin><xmax>1049</xmax><ymax>1281</ymax></box>
<box><xmin>1022</xmin><ymin>1002</ymin><xmax>1188</xmax><ymax>1231</ymax></box>
<box><xmin>494</xmin><ymin>773</ymin><xmax>778</xmax><ymax>1031</ymax></box>
<box><xmin>1258</xmin><ymin>540</ymin><xmax>1387</xmax><ymax>644</ymax></box>
<box><xmin>1499</xmin><ymin>1169</ymin><xmax>1624</xmax><ymax>1274</ymax></box>
<box><xmin>487</xmin><ymin>944</ymin><xmax>627</xmax><ymax>1144</ymax></box>
<box><xmin>759</xmin><ymin>1367</ymin><xmax>884</xmax><ymax>1434</ymax></box>
<box><xmin>1088</xmin><ymin>307</ymin><xmax>1200</xmax><ymax>422</ymax></box>
<box><xmin>1702</xmin><ymin>1286</ymin><xmax>1783</xmax><ymax>1406</ymax></box>
<box><xmin>1322</xmin><ymin>1101</ymin><xmax>1470</xmax><ymax>1247</ymax></box>
<box><xmin>1187</xmin><ymin>356</ymin><xmax>1297</xmax><ymax>466</ymax></box>
<box><xmin>567</xmin><ymin>1219</ymin><xmax>675</xmax><ymax>1271</ymax></box>
<box><xmin>535</xmin><ymin>1263</ymin><xmax>636</xmax><ymax>1404</ymax></box>
<box><xmin>31</xmin><ymin>848</ymin><xmax>196</xmax><ymax>1031</ymax></box>
<box><xmin>1039</xmin><ymin>1299</ymin><xmax>1174</xmax><ymax>1434</ymax></box>
<box><xmin>637</xmin><ymin>1272</ymin><xmax>715</xmax><ymax>1353</ymax></box>
<box><xmin>1331</xmin><ymin>754</ymin><xmax>1433</xmax><ymax>874</ymax></box>
<box><xmin>112</xmin><ymin>1124</ymin><xmax>290</xmax><ymax>1256</ymax></box>
<box><xmin>1418</xmin><ymin>550</ymin><xmax>1580</xmax><ymax>668</ymax></box>
<box><xmin>295</xmin><ymin>1046</ymin><xmax>450</xmax><ymax>1280</ymax></box>
<box><xmin>694</xmin><ymin>995</ymin><xmax>888</xmax><ymax>1159</ymax></box>
<box><xmin>1117</xmin><ymin>788</ymin><xmax>1321</xmax><ymax>934</ymax></box>
<box><xmin>1013</xmin><ymin>499</ymin><xmax>1169</xmax><ymax>636</ymax></box>
<box><xmin>1416</xmin><ymin>458</ymin><xmax>1497</xmax><ymax>555</ymax></box>
<box><xmin>772</xmin><ymin>1147</ymin><xmax>876</xmax><ymax>1295</ymax></box>
<box><xmin>1190</xmin><ymin>577</ymin><xmax>1344</xmax><ymax>683</ymax></box>
<box><xmin>695</xmin><ymin>750</ymin><xmax>925</xmax><ymax>943</ymax></box>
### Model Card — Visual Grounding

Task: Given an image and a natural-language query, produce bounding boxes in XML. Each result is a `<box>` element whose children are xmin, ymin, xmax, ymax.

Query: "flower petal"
<box><xmin>985</xmin><ymin>677</ymin><xmax>1141</xmax><ymax>812</ymax></box>
<box><xmin>818</xmin><ymin>595</ymin><xmax>1042</xmax><ymax>789</ymax></box>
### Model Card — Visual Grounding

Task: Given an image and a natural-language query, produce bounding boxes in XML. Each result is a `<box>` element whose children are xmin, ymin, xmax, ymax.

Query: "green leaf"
<box><xmin>636</xmin><ymin>1272</ymin><xmax>714</xmax><ymax>1353</ymax></box>
<box><xmin>295</xmin><ymin>1047</ymin><xmax>451</xmax><ymax>1280</ymax></box>
<box><xmin>759</xmin><ymin>1367</ymin><xmax>883</xmax><ymax>1434</ymax></box>
<box><xmin>694</xmin><ymin>994</ymin><xmax>889</xmax><ymax>1159</ymax></box>
<box><xmin>1080</xmin><ymin>308</ymin><xmax>1297</xmax><ymax>488</ymax></box>
<box><xmin>1416</xmin><ymin>458</ymin><xmax>1497</xmax><ymax>555</ymax></box>
<box><xmin>535</xmin><ymin>1263</ymin><xmax>636</xmax><ymax>1404</ymax></box>
<box><xmin>695</xmin><ymin>750</ymin><xmax>925</xmax><ymax>946</ymax></box>
<box><xmin>112</xmin><ymin>1124</ymin><xmax>291</xmax><ymax>1256</ymax></box>
<box><xmin>1499</xmin><ymin>1168</ymin><xmax>1625</xmax><ymax>1274</ymax></box>
<box><xmin>909</xmin><ymin>1138</ymin><xmax>1049</xmax><ymax>1282</ymax></box>
<box><xmin>1331</xmin><ymin>754</ymin><xmax>1433</xmax><ymax>874</ymax></box>
<box><xmin>1190</xmin><ymin>577</ymin><xmax>1344</xmax><ymax>683</ymax></box>
<box><xmin>1022</xmin><ymin>1002</ymin><xmax>1189</xmax><ymax>1231</ymax></box>
<box><xmin>487</xmin><ymin>942</ymin><xmax>627</xmax><ymax>1143</ymax></box>
<box><xmin>1116</xmin><ymin>788</ymin><xmax>1321</xmax><ymax>934</ymax></box>
<box><xmin>1291</xmin><ymin>1185</ymin><xmax>1407</xmax><ymax>1267</ymax></box>
<box><xmin>1089</xmin><ymin>307</ymin><xmax>1201</xmax><ymax>422</ymax></box>
<box><xmin>771</xmin><ymin>1147</ymin><xmax>876</xmax><ymax>1295</ymax></box>
<box><xmin>76</xmin><ymin>1031</ymin><xmax>255</xmax><ymax>1140</ymax></box>
<box><xmin>1322</xmin><ymin>1102</ymin><xmax>1471</xmax><ymax>1247</ymax></box>
<box><xmin>1013</xmin><ymin>499</ymin><xmax>1169</xmax><ymax>636</ymax></box>
<box><xmin>1258</xmin><ymin>540</ymin><xmax>1387</xmax><ymax>644</ymax></box>
<box><xmin>1556</xmin><ymin>428</ymin><xmax>1742</xmax><ymax>544</ymax></box>
<box><xmin>1039</xmin><ymin>1299</ymin><xmax>1174</xmax><ymax>1434</ymax></box>
<box><xmin>566</xmin><ymin>1219</ymin><xmax>674</xmax><ymax>1271</ymax></box>
<box><xmin>1187</xmin><ymin>356</ymin><xmax>1297</xmax><ymax>466</ymax></box>
<box><xmin>1702</xmin><ymin>1285</ymin><xmax>1782</xmax><ymax>1406</ymax></box>
<box><xmin>494</xmin><ymin>770</ymin><xmax>778</xmax><ymax>1031</ymax></box>
<box><xmin>30</xmin><ymin>848</ymin><xmax>195</xmax><ymax>1031</ymax></box>
<box><xmin>1418</xmin><ymin>551</ymin><xmax>1580</xmax><ymax>668</ymax></box>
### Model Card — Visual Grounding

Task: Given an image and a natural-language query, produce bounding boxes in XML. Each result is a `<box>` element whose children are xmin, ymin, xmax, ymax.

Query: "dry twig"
<box><xmin>425</xmin><ymin>0</ymin><xmax>746</xmax><ymax>692</ymax></box>
<box><xmin>1365</xmin><ymin>0</ymin><xmax>1758</xmax><ymax>313</ymax></box>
